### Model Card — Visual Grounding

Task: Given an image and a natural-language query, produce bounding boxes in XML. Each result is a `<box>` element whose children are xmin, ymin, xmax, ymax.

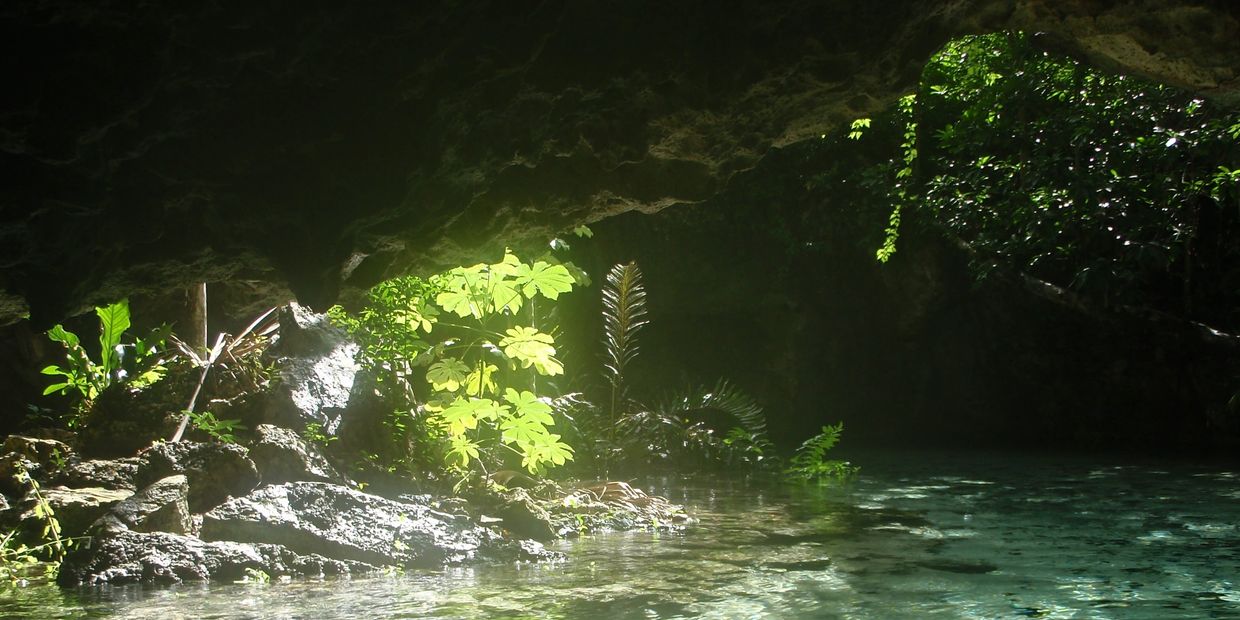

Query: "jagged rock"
<box><xmin>495</xmin><ymin>489</ymin><xmax>557</xmax><ymax>542</ymax></box>
<box><xmin>94</xmin><ymin>475</ymin><xmax>192</xmax><ymax>535</ymax></box>
<box><xmin>0</xmin><ymin>436</ymin><xmax>72</xmax><ymax>494</ymax></box>
<box><xmin>136</xmin><ymin>441</ymin><xmax>259</xmax><ymax>513</ymax></box>
<box><xmin>261</xmin><ymin>304</ymin><xmax>360</xmax><ymax>432</ymax></box>
<box><xmin>248</xmin><ymin>424</ymin><xmax>344</xmax><ymax>485</ymax></box>
<box><xmin>19</xmin><ymin>486</ymin><xmax>133</xmax><ymax>538</ymax></box>
<box><xmin>200</xmin><ymin>481</ymin><xmax>499</xmax><ymax>567</ymax></box>
<box><xmin>57</xmin><ymin>530</ymin><xmax>376</xmax><ymax>586</ymax></box>
<box><xmin>51</xmin><ymin>457</ymin><xmax>141</xmax><ymax>491</ymax></box>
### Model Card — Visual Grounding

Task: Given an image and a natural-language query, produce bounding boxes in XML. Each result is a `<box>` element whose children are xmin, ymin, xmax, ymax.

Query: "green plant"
<box><xmin>785</xmin><ymin>423</ymin><xmax>858</xmax><ymax>482</ymax></box>
<box><xmin>1</xmin><ymin>463</ymin><xmax>78</xmax><ymax>586</ymax></box>
<box><xmin>187</xmin><ymin>410</ymin><xmax>245</xmax><ymax>444</ymax></box>
<box><xmin>601</xmin><ymin>261</ymin><xmax>649</xmax><ymax>435</ymax></box>
<box><xmin>241</xmin><ymin>567</ymin><xmax>271</xmax><ymax>584</ymax></box>
<box><xmin>333</xmin><ymin>248</ymin><xmax>585</xmax><ymax>478</ymax></box>
<box><xmin>41</xmin><ymin>299</ymin><xmax>169</xmax><ymax>426</ymax></box>
<box><xmin>302</xmin><ymin>422</ymin><xmax>337</xmax><ymax>447</ymax></box>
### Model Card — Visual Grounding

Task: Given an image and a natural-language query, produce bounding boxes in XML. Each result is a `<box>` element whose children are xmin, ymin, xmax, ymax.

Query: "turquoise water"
<box><xmin>3</xmin><ymin>451</ymin><xmax>1239</xmax><ymax>619</ymax></box>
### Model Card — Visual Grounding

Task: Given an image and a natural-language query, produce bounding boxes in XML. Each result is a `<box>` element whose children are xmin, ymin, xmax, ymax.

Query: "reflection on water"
<box><xmin>3</xmin><ymin>451</ymin><xmax>1239</xmax><ymax>619</ymax></box>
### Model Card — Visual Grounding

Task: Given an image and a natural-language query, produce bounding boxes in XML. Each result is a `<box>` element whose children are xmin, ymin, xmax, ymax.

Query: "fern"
<box><xmin>601</xmin><ymin>262</ymin><xmax>648</xmax><ymax>426</ymax></box>
<box><xmin>786</xmin><ymin>423</ymin><xmax>857</xmax><ymax>482</ymax></box>
<box><xmin>657</xmin><ymin>379</ymin><xmax>767</xmax><ymax>434</ymax></box>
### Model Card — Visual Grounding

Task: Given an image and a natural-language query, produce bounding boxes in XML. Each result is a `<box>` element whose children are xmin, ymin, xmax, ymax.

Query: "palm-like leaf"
<box><xmin>601</xmin><ymin>262</ymin><xmax>648</xmax><ymax>388</ymax></box>
<box><xmin>657</xmin><ymin>379</ymin><xmax>767</xmax><ymax>434</ymax></box>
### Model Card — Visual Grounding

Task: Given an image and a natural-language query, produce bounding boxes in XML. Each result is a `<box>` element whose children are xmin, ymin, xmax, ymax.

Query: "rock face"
<box><xmin>200</xmin><ymin>482</ymin><xmax>496</xmax><ymax>567</ymax></box>
<box><xmin>248</xmin><ymin>424</ymin><xmax>345</xmax><ymax>485</ymax></box>
<box><xmin>1</xmin><ymin>1</ymin><xmax>1237</xmax><ymax>327</ymax></box>
<box><xmin>51</xmin><ymin>457</ymin><xmax>141</xmax><ymax>491</ymax></box>
<box><xmin>135</xmin><ymin>441</ymin><xmax>260</xmax><ymax>513</ymax></box>
<box><xmin>94</xmin><ymin>475</ymin><xmax>192</xmax><ymax>536</ymax></box>
<box><xmin>57</xmin><ymin>530</ymin><xmax>373</xmax><ymax>586</ymax></box>
<box><xmin>260</xmin><ymin>304</ymin><xmax>359</xmax><ymax>432</ymax></box>
<box><xmin>18</xmin><ymin>486</ymin><xmax>133</xmax><ymax>538</ymax></box>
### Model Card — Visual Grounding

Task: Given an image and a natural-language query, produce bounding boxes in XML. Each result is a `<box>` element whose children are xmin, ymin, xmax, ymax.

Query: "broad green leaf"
<box><xmin>503</xmin><ymin>389</ymin><xmax>554</xmax><ymax>425</ymax></box>
<box><xmin>490</xmin><ymin>251</ymin><xmax>523</xmax><ymax>277</ymax></box>
<box><xmin>435</xmin><ymin>289</ymin><xmax>483</xmax><ymax>319</ymax></box>
<box><xmin>464</xmin><ymin>363</ymin><xmax>498</xmax><ymax>396</ymax></box>
<box><xmin>572</xmin><ymin>225</ymin><xmax>593</xmax><ymax>238</ymax></box>
<box><xmin>489</xmin><ymin>280</ymin><xmax>523</xmax><ymax>315</ymax></box>
<box><xmin>42</xmin><ymin>382</ymin><xmax>69</xmax><ymax>396</ymax></box>
<box><xmin>446</xmin><ymin>435</ymin><xmax>479</xmax><ymax>469</ymax></box>
<box><xmin>514</xmin><ymin>261</ymin><xmax>574</xmax><ymax>300</ymax></box>
<box><xmin>426</xmin><ymin>358</ymin><xmax>470</xmax><ymax>392</ymax></box>
<box><xmin>438</xmin><ymin>397</ymin><xmax>507</xmax><ymax>436</ymax></box>
<box><xmin>498</xmin><ymin>327</ymin><xmax>563</xmax><ymax>376</ymax></box>
<box><xmin>46</xmin><ymin>325</ymin><xmax>80</xmax><ymax>349</ymax></box>
<box><xmin>96</xmin><ymin>300</ymin><xmax>130</xmax><ymax>374</ymax></box>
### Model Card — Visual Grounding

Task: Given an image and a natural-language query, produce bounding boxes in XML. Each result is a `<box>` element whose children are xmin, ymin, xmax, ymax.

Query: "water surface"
<box><xmin>4</xmin><ymin>451</ymin><xmax>1239</xmax><ymax>619</ymax></box>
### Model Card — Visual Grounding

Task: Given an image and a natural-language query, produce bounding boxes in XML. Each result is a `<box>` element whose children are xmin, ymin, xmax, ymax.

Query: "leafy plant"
<box><xmin>601</xmin><ymin>262</ymin><xmax>649</xmax><ymax>432</ymax></box>
<box><xmin>333</xmin><ymin>249</ymin><xmax>585</xmax><ymax>478</ymax></box>
<box><xmin>1</xmin><ymin>462</ymin><xmax>78</xmax><ymax>586</ymax></box>
<box><xmin>41</xmin><ymin>299</ymin><xmax>169</xmax><ymax>427</ymax></box>
<box><xmin>186</xmin><ymin>410</ymin><xmax>245</xmax><ymax>444</ymax></box>
<box><xmin>785</xmin><ymin>423</ymin><xmax>858</xmax><ymax>482</ymax></box>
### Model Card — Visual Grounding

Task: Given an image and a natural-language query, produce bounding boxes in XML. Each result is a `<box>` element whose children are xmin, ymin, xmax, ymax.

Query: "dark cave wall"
<box><xmin>1</xmin><ymin>1</ymin><xmax>1238</xmax><ymax>328</ymax></box>
<box><xmin>566</xmin><ymin>158</ymin><xmax>1240</xmax><ymax>454</ymax></box>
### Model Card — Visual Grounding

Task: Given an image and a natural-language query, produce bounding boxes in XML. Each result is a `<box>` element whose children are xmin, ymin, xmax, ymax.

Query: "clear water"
<box><xmin>3</xmin><ymin>451</ymin><xmax>1239</xmax><ymax>619</ymax></box>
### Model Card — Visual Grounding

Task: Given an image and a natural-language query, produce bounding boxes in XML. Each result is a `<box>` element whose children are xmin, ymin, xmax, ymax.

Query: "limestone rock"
<box><xmin>19</xmin><ymin>486</ymin><xmax>133</xmax><ymax>538</ymax></box>
<box><xmin>0</xmin><ymin>436</ymin><xmax>72</xmax><ymax>494</ymax></box>
<box><xmin>57</xmin><ymin>530</ymin><xmax>375</xmax><ymax>586</ymax></box>
<box><xmin>200</xmin><ymin>481</ymin><xmax>496</xmax><ymax>567</ymax></box>
<box><xmin>248</xmin><ymin>424</ymin><xmax>344</xmax><ymax>486</ymax></box>
<box><xmin>261</xmin><ymin>304</ymin><xmax>359</xmax><ymax>432</ymax></box>
<box><xmin>94</xmin><ymin>475</ymin><xmax>192</xmax><ymax>535</ymax></box>
<box><xmin>51</xmin><ymin>457</ymin><xmax>141</xmax><ymax>491</ymax></box>
<box><xmin>136</xmin><ymin>441</ymin><xmax>259</xmax><ymax>513</ymax></box>
<box><xmin>496</xmin><ymin>488</ymin><xmax>557</xmax><ymax>542</ymax></box>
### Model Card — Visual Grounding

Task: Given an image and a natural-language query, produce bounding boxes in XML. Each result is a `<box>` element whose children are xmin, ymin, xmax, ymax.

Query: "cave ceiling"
<box><xmin>1</xmin><ymin>0</ymin><xmax>1237</xmax><ymax>326</ymax></box>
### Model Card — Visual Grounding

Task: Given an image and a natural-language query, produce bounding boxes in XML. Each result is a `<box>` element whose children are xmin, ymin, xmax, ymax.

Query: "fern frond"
<box><xmin>657</xmin><ymin>379</ymin><xmax>767</xmax><ymax>434</ymax></box>
<box><xmin>601</xmin><ymin>261</ymin><xmax>648</xmax><ymax>388</ymax></box>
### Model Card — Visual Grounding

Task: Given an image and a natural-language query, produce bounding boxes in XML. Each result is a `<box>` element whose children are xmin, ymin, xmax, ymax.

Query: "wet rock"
<box><xmin>496</xmin><ymin>488</ymin><xmax>556</xmax><ymax>542</ymax></box>
<box><xmin>262</xmin><ymin>304</ymin><xmax>359</xmax><ymax>432</ymax></box>
<box><xmin>248</xmin><ymin>424</ymin><xmax>344</xmax><ymax>485</ymax></box>
<box><xmin>94</xmin><ymin>475</ymin><xmax>192</xmax><ymax>535</ymax></box>
<box><xmin>0</xmin><ymin>436</ymin><xmax>72</xmax><ymax>494</ymax></box>
<box><xmin>200</xmin><ymin>481</ymin><xmax>496</xmax><ymax>567</ymax></box>
<box><xmin>51</xmin><ymin>457</ymin><xmax>141</xmax><ymax>491</ymax></box>
<box><xmin>57</xmin><ymin>530</ymin><xmax>375</xmax><ymax>586</ymax></box>
<box><xmin>136</xmin><ymin>441</ymin><xmax>259</xmax><ymax>513</ymax></box>
<box><xmin>19</xmin><ymin>486</ymin><xmax>133</xmax><ymax>538</ymax></box>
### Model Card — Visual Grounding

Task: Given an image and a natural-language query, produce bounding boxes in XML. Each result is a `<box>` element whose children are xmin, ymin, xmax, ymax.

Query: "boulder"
<box><xmin>201</xmin><ymin>481</ymin><xmax>498</xmax><ymax>567</ymax></box>
<box><xmin>495</xmin><ymin>488</ymin><xmax>557</xmax><ymax>542</ymax></box>
<box><xmin>0</xmin><ymin>436</ymin><xmax>72</xmax><ymax>494</ymax></box>
<box><xmin>261</xmin><ymin>304</ymin><xmax>360</xmax><ymax>432</ymax></box>
<box><xmin>51</xmin><ymin>457</ymin><xmax>141</xmax><ymax>491</ymax></box>
<box><xmin>94</xmin><ymin>475</ymin><xmax>192</xmax><ymax>535</ymax></box>
<box><xmin>248</xmin><ymin>424</ymin><xmax>344</xmax><ymax>485</ymax></box>
<box><xmin>19</xmin><ymin>486</ymin><xmax>133</xmax><ymax>538</ymax></box>
<box><xmin>136</xmin><ymin>441</ymin><xmax>259</xmax><ymax>513</ymax></box>
<box><xmin>57</xmin><ymin>530</ymin><xmax>375</xmax><ymax>586</ymax></box>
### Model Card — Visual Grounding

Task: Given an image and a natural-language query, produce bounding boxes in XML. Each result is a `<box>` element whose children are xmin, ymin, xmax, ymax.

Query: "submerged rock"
<box><xmin>94</xmin><ymin>475</ymin><xmax>192</xmax><ymax>536</ymax></box>
<box><xmin>200</xmin><ymin>481</ymin><xmax>497</xmax><ymax>567</ymax></box>
<box><xmin>136</xmin><ymin>441</ymin><xmax>260</xmax><ymax>513</ymax></box>
<box><xmin>57</xmin><ymin>530</ymin><xmax>374</xmax><ymax>586</ymax></box>
<box><xmin>248</xmin><ymin>424</ymin><xmax>345</xmax><ymax>485</ymax></box>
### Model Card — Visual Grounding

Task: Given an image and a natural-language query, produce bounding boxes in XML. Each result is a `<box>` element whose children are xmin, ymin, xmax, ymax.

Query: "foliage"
<box><xmin>186</xmin><ymin>410</ymin><xmax>245</xmax><ymax>444</ymax></box>
<box><xmin>1</xmin><ymin>463</ymin><xmax>77</xmax><ymax>586</ymax></box>
<box><xmin>785</xmin><ymin>423</ymin><xmax>858</xmax><ymax>482</ymax></box>
<box><xmin>601</xmin><ymin>261</ymin><xmax>649</xmax><ymax>430</ymax></box>
<box><xmin>853</xmin><ymin>32</ymin><xmax>1240</xmax><ymax>325</ymax></box>
<box><xmin>40</xmin><ymin>300</ymin><xmax>170</xmax><ymax>427</ymax></box>
<box><xmin>332</xmin><ymin>249</ymin><xmax>585</xmax><ymax>478</ymax></box>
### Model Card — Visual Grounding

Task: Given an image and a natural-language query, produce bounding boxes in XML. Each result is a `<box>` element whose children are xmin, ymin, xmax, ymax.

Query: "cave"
<box><xmin>2</xmin><ymin>1</ymin><xmax>1240</xmax><ymax>615</ymax></box>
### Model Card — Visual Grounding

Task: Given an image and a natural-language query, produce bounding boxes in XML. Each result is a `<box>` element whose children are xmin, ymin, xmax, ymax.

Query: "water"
<box><xmin>3</xmin><ymin>451</ymin><xmax>1239</xmax><ymax>619</ymax></box>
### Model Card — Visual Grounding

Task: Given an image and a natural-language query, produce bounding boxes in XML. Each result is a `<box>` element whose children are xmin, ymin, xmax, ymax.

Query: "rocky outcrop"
<box><xmin>248</xmin><ymin>424</ymin><xmax>345</xmax><ymax>485</ymax></box>
<box><xmin>0</xmin><ymin>435</ymin><xmax>72</xmax><ymax>494</ymax></box>
<box><xmin>17</xmin><ymin>486</ymin><xmax>132</xmax><ymax>538</ymax></box>
<box><xmin>1</xmin><ymin>1</ymin><xmax>1237</xmax><ymax>327</ymax></box>
<box><xmin>200</xmin><ymin>482</ymin><xmax>502</xmax><ymax>567</ymax></box>
<box><xmin>93</xmin><ymin>474</ymin><xmax>192</xmax><ymax>536</ymax></box>
<box><xmin>57</xmin><ymin>530</ymin><xmax>374</xmax><ymax>586</ymax></box>
<box><xmin>260</xmin><ymin>304</ymin><xmax>359</xmax><ymax>432</ymax></box>
<box><xmin>51</xmin><ymin>457</ymin><xmax>141</xmax><ymax>491</ymax></box>
<box><xmin>135</xmin><ymin>441</ymin><xmax>259</xmax><ymax>513</ymax></box>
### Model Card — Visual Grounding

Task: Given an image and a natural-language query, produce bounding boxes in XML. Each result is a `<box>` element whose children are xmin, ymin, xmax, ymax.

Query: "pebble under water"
<box><xmin>3</xmin><ymin>451</ymin><xmax>1239</xmax><ymax>619</ymax></box>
